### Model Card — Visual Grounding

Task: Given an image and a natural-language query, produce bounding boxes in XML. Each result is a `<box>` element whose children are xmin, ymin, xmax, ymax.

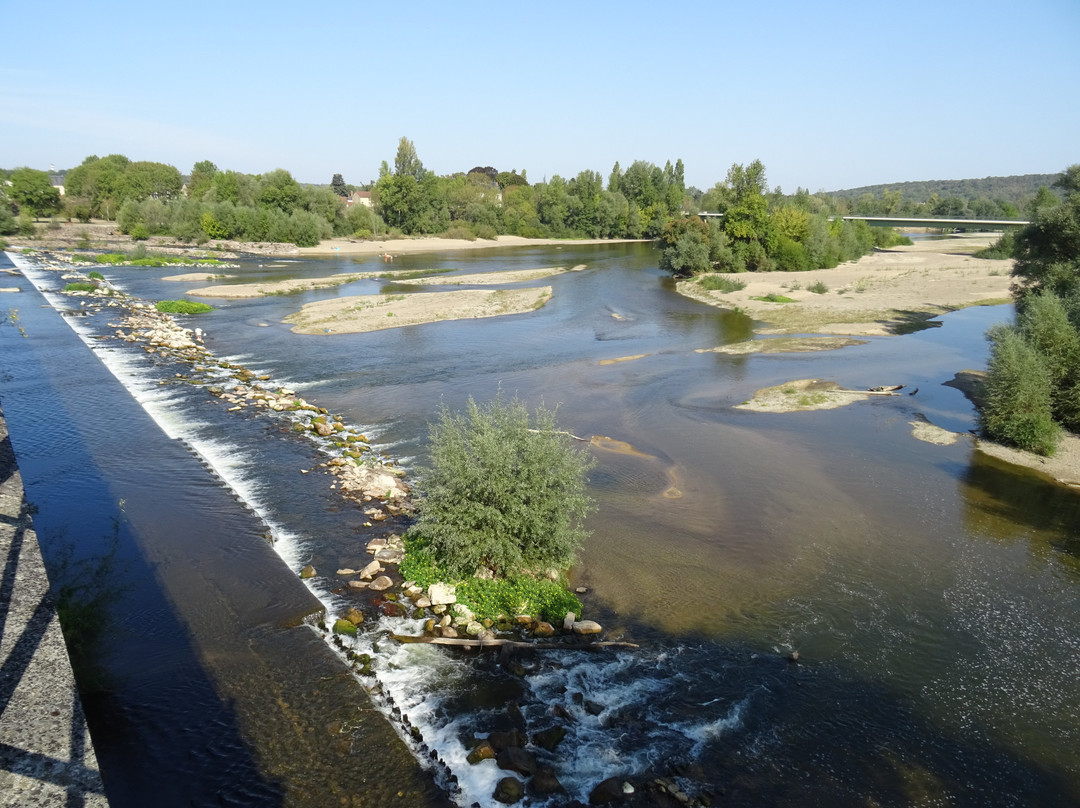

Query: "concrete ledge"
<box><xmin>0</xmin><ymin>404</ymin><xmax>109</xmax><ymax>807</ymax></box>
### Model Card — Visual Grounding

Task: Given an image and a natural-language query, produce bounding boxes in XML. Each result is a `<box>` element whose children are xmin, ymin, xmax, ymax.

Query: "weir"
<box><xmin>0</xmin><ymin>252</ymin><xmax>449</xmax><ymax>806</ymax></box>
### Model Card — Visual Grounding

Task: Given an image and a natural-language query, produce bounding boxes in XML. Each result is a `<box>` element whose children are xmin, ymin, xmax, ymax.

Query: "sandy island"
<box><xmin>678</xmin><ymin>234</ymin><xmax>1012</xmax><ymax>340</ymax></box>
<box><xmin>284</xmin><ymin>287</ymin><xmax>553</xmax><ymax>335</ymax></box>
<box><xmin>297</xmin><ymin>235</ymin><xmax>643</xmax><ymax>257</ymax></box>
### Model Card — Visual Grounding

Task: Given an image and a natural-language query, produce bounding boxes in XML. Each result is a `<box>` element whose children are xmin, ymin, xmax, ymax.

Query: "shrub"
<box><xmin>64</xmin><ymin>282</ymin><xmax>97</xmax><ymax>293</ymax></box>
<box><xmin>474</xmin><ymin>224</ymin><xmax>498</xmax><ymax>240</ymax></box>
<box><xmin>17</xmin><ymin>213</ymin><xmax>36</xmax><ymax>237</ymax></box>
<box><xmin>809</xmin><ymin>280</ymin><xmax>829</xmax><ymax>294</ymax></box>
<box><xmin>980</xmin><ymin>324</ymin><xmax>1061</xmax><ymax>455</ymax></box>
<box><xmin>87</xmin><ymin>271</ymin><xmax>104</xmax><ymax>280</ymax></box>
<box><xmin>155</xmin><ymin>300</ymin><xmax>214</xmax><ymax>314</ymax></box>
<box><xmin>130</xmin><ymin>223</ymin><xmax>150</xmax><ymax>241</ymax></box>
<box><xmin>697</xmin><ymin>275</ymin><xmax>745</xmax><ymax>293</ymax></box>
<box><xmin>1014</xmin><ymin>291</ymin><xmax>1080</xmax><ymax>430</ymax></box>
<box><xmin>409</xmin><ymin>393</ymin><xmax>595</xmax><ymax>580</ymax></box>
<box><xmin>975</xmin><ymin>231</ymin><xmax>1015</xmax><ymax>259</ymax></box>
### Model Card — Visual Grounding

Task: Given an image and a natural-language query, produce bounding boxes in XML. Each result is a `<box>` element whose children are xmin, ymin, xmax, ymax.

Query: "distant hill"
<box><xmin>827</xmin><ymin>173</ymin><xmax>1062</xmax><ymax>205</ymax></box>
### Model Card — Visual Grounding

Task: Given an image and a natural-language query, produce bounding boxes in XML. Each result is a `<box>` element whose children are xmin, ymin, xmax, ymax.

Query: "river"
<box><xmin>1</xmin><ymin>243</ymin><xmax>1077</xmax><ymax>807</ymax></box>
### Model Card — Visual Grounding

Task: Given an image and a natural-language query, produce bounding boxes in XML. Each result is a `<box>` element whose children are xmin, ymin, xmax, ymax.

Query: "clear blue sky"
<box><xmin>3</xmin><ymin>0</ymin><xmax>1078</xmax><ymax>193</ymax></box>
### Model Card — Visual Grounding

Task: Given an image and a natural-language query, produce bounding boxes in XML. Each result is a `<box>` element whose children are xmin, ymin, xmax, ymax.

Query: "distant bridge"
<box><xmin>841</xmin><ymin>215</ymin><xmax>1028</xmax><ymax>231</ymax></box>
<box><xmin>693</xmin><ymin>212</ymin><xmax>1028</xmax><ymax>232</ymax></box>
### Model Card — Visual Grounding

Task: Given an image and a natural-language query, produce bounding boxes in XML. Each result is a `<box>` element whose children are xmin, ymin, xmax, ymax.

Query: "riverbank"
<box><xmin>677</xmin><ymin>233</ymin><xmax>1012</xmax><ymax>338</ymax></box>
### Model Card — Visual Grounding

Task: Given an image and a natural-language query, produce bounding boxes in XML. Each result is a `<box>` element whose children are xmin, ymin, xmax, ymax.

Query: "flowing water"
<box><xmin>1</xmin><ymin>244</ymin><xmax>1078</xmax><ymax>807</ymax></box>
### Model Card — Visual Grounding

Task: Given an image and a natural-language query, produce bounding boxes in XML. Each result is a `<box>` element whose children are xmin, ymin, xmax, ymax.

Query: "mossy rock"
<box><xmin>299</xmin><ymin>564</ymin><xmax>316</xmax><ymax>579</ymax></box>
<box><xmin>332</xmin><ymin>618</ymin><xmax>358</xmax><ymax>636</ymax></box>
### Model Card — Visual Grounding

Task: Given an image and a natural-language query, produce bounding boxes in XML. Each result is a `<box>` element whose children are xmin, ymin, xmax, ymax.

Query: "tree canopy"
<box><xmin>8</xmin><ymin>167</ymin><xmax>61</xmax><ymax>217</ymax></box>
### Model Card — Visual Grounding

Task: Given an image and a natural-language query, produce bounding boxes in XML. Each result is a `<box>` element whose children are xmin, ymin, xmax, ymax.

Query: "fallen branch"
<box><xmin>391</xmin><ymin>633</ymin><xmax>638</xmax><ymax>650</ymax></box>
<box><xmin>527</xmin><ymin>428</ymin><xmax>587</xmax><ymax>441</ymax></box>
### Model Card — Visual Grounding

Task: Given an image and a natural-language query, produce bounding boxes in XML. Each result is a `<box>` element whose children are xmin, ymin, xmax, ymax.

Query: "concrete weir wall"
<box><xmin>0</xmin><ymin>405</ymin><xmax>109</xmax><ymax>807</ymax></box>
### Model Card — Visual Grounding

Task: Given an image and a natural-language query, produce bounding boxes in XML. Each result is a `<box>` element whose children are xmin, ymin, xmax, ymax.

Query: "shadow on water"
<box><xmin>961</xmin><ymin>450</ymin><xmax>1080</xmax><ymax>567</ymax></box>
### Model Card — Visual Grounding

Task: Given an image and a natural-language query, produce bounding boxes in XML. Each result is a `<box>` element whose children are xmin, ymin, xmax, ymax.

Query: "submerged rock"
<box><xmin>368</xmin><ymin>575</ymin><xmax>393</xmax><ymax>591</ymax></box>
<box><xmin>493</xmin><ymin>776</ymin><xmax>525</xmax><ymax>804</ymax></box>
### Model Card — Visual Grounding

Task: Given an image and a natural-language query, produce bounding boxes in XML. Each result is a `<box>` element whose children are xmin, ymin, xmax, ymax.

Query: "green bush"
<box><xmin>443</xmin><ymin>224</ymin><xmax>477</xmax><ymax>241</ymax></box>
<box><xmin>64</xmin><ymin>282</ymin><xmax>97</xmax><ymax>293</ymax></box>
<box><xmin>809</xmin><ymin>280</ymin><xmax>829</xmax><ymax>294</ymax></box>
<box><xmin>17</xmin><ymin>213</ymin><xmax>36</xmax><ymax>237</ymax></box>
<box><xmin>697</xmin><ymin>275</ymin><xmax>746</xmax><ymax>293</ymax></box>
<box><xmin>474</xmin><ymin>224</ymin><xmax>498</xmax><ymax>240</ymax></box>
<box><xmin>154</xmin><ymin>300</ymin><xmax>213</xmax><ymax>314</ymax></box>
<box><xmin>975</xmin><ymin>231</ymin><xmax>1015</xmax><ymax>259</ymax></box>
<box><xmin>87</xmin><ymin>271</ymin><xmax>104</xmax><ymax>280</ymax></box>
<box><xmin>129</xmin><ymin>223</ymin><xmax>150</xmax><ymax>241</ymax></box>
<box><xmin>980</xmin><ymin>324</ymin><xmax>1061</xmax><ymax>455</ymax></box>
<box><xmin>1014</xmin><ymin>291</ymin><xmax>1080</xmax><ymax>430</ymax></box>
<box><xmin>409</xmin><ymin>393</ymin><xmax>595</xmax><ymax>580</ymax></box>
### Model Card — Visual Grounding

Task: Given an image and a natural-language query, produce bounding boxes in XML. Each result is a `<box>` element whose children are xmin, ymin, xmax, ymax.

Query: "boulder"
<box><xmin>589</xmin><ymin>777</ymin><xmax>633</xmax><ymax>804</ymax></box>
<box><xmin>374</xmin><ymin>547</ymin><xmax>404</xmax><ymax>564</ymax></box>
<box><xmin>428</xmin><ymin>582</ymin><xmax>457</xmax><ymax>606</ymax></box>
<box><xmin>529</xmin><ymin>766</ymin><xmax>566</xmax><ymax>797</ymax></box>
<box><xmin>438</xmin><ymin>625</ymin><xmax>458</xmax><ymax>639</ymax></box>
<box><xmin>487</xmin><ymin>729</ymin><xmax>527</xmax><ymax>752</ymax></box>
<box><xmin>359</xmin><ymin>559</ymin><xmax>381</xmax><ymax>579</ymax></box>
<box><xmin>343</xmin><ymin>607</ymin><xmax>364</xmax><ymax>626</ymax></box>
<box><xmin>347</xmin><ymin>580</ymin><xmax>368</xmax><ymax>589</ymax></box>
<box><xmin>533</xmin><ymin>621</ymin><xmax>555</xmax><ymax>638</ymax></box>
<box><xmin>466</xmin><ymin>740</ymin><xmax>496</xmax><ymax>765</ymax></box>
<box><xmin>563</xmin><ymin>612</ymin><xmax>577</xmax><ymax>631</ymax></box>
<box><xmin>532</xmin><ymin>726</ymin><xmax>566</xmax><ymax>752</ymax></box>
<box><xmin>300</xmin><ymin>565</ymin><xmax>316</xmax><ymax>579</ymax></box>
<box><xmin>332</xmin><ymin>619</ymin><xmax>357</xmax><ymax>637</ymax></box>
<box><xmin>572</xmin><ymin>620</ymin><xmax>603</xmax><ymax>635</ymax></box>
<box><xmin>493</xmin><ymin>777</ymin><xmax>525</xmax><ymax>805</ymax></box>
<box><xmin>414</xmin><ymin>596</ymin><xmax>431</xmax><ymax>609</ymax></box>
<box><xmin>496</xmin><ymin>746</ymin><xmax>538</xmax><ymax>776</ymax></box>
<box><xmin>466</xmin><ymin>621</ymin><xmax>484</xmax><ymax>636</ymax></box>
<box><xmin>368</xmin><ymin>576</ymin><xmax>394</xmax><ymax>591</ymax></box>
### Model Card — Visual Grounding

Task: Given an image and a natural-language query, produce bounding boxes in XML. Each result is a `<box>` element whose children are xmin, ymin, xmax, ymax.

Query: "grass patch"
<box><xmin>377</xmin><ymin>268</ymin><xmax>456</xmax><ymax>281</ymax></box>
<box><xmin>155</xmin><ymin>300</ymin><xmax>214</xmax><ymax>314</ymax></box>
<box><xmin>697</xmin><ymin>275</ymin><xmax>746</xmax><ymax>293</ymax></box>
<box><xmin>400</xmin><ymin>539</ymin><xmax>581</xmax><ymax>624</ymax></box>
<box><xmin>64</xmin><ymin>282</ymin><xmax>98</xmax><ymax>293</ymax></box>
<box><xmin>92</xmin><ymin>250</ymin><xmax>228</xmax><ymax>267</ymax></box>
<box><xmin>752</xmin><ymin>293</ymin><xmax>796</xmax><ymax>303</ymax></box>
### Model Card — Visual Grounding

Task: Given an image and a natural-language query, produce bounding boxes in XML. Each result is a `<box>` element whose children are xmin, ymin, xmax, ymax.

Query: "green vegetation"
<box><xmin>91</xmin><ymin>249</ymin><xmax>226</xmax><ymax>267</ymax></box>
<box><xmin>753</xmin><ymin>293</ymin><xmax>796</xmax><ymax>303</ymax></box>
<box><xmin>696</xmin><ymin>275</ymin><xmax>746</xmax><ymax>293</ymax></box>
<box><xmin>809</xmin><ymin>280</ymin><xmax>829</xmax><ymax>294</ymax></box>
<box><xmin>155</xmin><ymin>300</ymin><xmax>214</xmax><ymax>314</ymax></box>
<box><xmin>8</xmin><ymin>167</ymin><xmax>62</xmax><ymax>218</ymax></box>
<box><xmin>659</xmin><ymin>160</ymin><xmax>891</xmax><ymax>276</ymax></box>
<box><xmin>87</xmin><ymin>270</ymin><xmax>104</xmax><ymax>280</ymax></box>
<box><xmin>826</xmin><ymin>173</ymin><xmax>1055</xmax><ymax>219</ymax></box>
<box><xmin>64</xmin><ymin>281</ymin><xmax>98</xmax><ymax>292</ymax></box>
<box><xmin>407</xmin><ymin>393</ymin><xmax>594</xmax><ymax>580</ymax></box>
<box><xmin>975</xmin><ymin>231</ymin><xmax>1016</xmax><ymax>259</ymax></box>
<box><xmin>978</xmin><ymin>165</ymin><xmax>1080</xmax><ymax>455</ymax></box>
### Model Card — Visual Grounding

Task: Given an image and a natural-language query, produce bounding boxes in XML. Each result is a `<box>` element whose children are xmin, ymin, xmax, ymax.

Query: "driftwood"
<box><xmin>392</xmin><ymin>633</ymin><xmax>638</xmax><ymax>650</ymax></box>
<box><xmin>527</xmin><ymin>428</ymin><xmax>587</xmax><ymax>441</ymax></box>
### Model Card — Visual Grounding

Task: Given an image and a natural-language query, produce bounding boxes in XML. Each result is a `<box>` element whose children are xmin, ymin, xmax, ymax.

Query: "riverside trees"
<box><xmin>979</xmin><ymin>165</ymin><xmax>1080</xmax><ymax>456</ymax></box>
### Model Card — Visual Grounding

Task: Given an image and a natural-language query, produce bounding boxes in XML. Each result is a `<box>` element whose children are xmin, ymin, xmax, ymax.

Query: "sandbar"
<box><xmin>187</xmin><ymin>275</ymin><xmax>363</xmax><ymax>299</ymax></box>
<box><xmin>735</xmin><ymin>378</ymin><xmax>889</xmax><ymax>412</ymax></box>
<box><xmin>284</xmin><ymin>287</ymin><xmax>553</xmax><ymax>335</ymax></box>
<box><xmin>395</xmin><ymin>266</ymin><xmax>578</xmax><ymax>286</ymax></box>
<box><xmin>679</xmin><ymin>234</ymin><xmax>1012</xmax><ymax>338</ymax></box>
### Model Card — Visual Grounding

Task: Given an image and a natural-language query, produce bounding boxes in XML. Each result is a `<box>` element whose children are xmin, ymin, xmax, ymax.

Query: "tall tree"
<box><xmin>187</xmin><ymin>160</ymin><xmax>218</xmax><ymax>202</ymax></box>
<box><xmin>8</xmin><ymin>167</ymin><xmax>61</xmax><ymax>217</ymax></box>
<box><xmin>1012</xmin><ymin>165</ymin><xmax>1080</xmax><ymax>303</ymax></box>
<box><xmin>331</xmin><ymin>173</ymin><xmax>348</xmax><ymax>197</ymax></box>
<box><xmin>393</xmin><ymin>137</ymin><xmax>425</xmax><ymax>180</ymax></box>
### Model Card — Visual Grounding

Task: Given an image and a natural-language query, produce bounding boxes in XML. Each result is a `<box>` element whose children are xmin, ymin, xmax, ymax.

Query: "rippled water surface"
<box><xmin>2</xmin><ymin>244</ymin><xmax>1078</xmax><ymax>807</ymax></box>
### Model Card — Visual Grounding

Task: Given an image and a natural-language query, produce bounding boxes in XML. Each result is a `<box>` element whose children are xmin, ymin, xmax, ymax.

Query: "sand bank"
<box><xmin>395</xmin><ymin>266</ymin><xmax>582</xmax><ymax>286</ymax></box>
<box><xmin>678</xmin><ymin>234</ymin><xmax>1012</xmax><ymax>339</ymax></box>
<box><xmin>297</xmin><ymin>235</ymin><xmax>644</xmax><ymax>257</ymax></box>
<box><xmin>284</xmin><ymin>287</ymin><xmax>553</xmax><ymax>335</ymax></box>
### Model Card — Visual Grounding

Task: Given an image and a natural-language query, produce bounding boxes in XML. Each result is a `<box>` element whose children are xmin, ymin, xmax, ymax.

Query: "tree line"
<box><xmin>979</xmin><ymin>164</ymin><xmax>1080</xmax><ymax>456</ymax></box>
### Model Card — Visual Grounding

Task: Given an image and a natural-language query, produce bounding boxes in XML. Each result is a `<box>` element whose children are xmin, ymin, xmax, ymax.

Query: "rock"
<box><xmin>300</xmin><ymin>565</ymin><xmax>316</xmax><ymax>579</ymax></box>
<box><xmin>532</xmin><ymin>726</ymin><xmax>566</xmax><ymax>752</ymax></box>
<box><xmin>487</xmin><ymin>729</ymin><xmax>527</xmax><ymax>752</ymax></box>
<box><xmin>590</xmin><ymin>777</ymin><xmax>633</xmax><ymax>804</ymax></box>
<box><xmin>336</xmin><ymin>568</ymin><xmax>357</xmax><ymax>576</ymax></box>
<box><xmin>584</xmin><ymin>700</ymin><xmax>605</xmax><ymax>716</ymax></box>
<box><xmin>332</xmin><ymin>619</ymin><xmax>357</xmax><ymax>636</ymax></box>
<box><xmin>529</xmin><ymin>766</ymin><xmax>566</xmax><ymax>797</ymax></box>
<box><xmin>347</xmin><ymin>580</ymin><xmax>368</xmax><ymax>589</ymax></box>
<box><xmin>533</xmin><ymin>621</ymin><xmax>555</xmax><ymax>638</ymax></box>
<box><xmin>314</xmin><ymin>421</ymin><xmax>335</xmax><ymax>437</ymax></box>
<box><xmin>497</xmin><ymin>746</ymin><xmax>538</xmax><ymax>776</ymax></box>
<box><xmin>428</xmin><ymin>582</ymin><xmax>457</xmax><ymax>606</ymax></box>
<box><xmin>453</xmin><ymin>603</ymin><xmax>476</xmax><ymax>622</ymax></box>
<box><xmin>368</xmin><ymin>576</ymin><xmax>393</xmax><ymax>591</ymax></box>
<box><xmin>374</xmin><ymin>547</ymin><xmax>404</xmax><ymax>564</ymax></box>
<box><xmin>466</xmin><ymin>740</ymin><xmax>496</xmax><ymax>764</ymax></box>
<box><xmin>466</xmin><ymin>621</ymin><xmax>484</xmax><ymax>636</ymax></box>
<box><xmin>423</xmin><ymin>618</ymin><xmax>435</xmax><ymax>633</ymax></box>
<box><xmin>438</xmin><ymin>625</ymin><xmax>458</xmax><ymax>639</ymax></box>
<box><xmin>572</xmin><ymin>620</ymin><xmax>603</xmax><ymax>635</ymax></box>
<box><xmin>563</xmin><ymin>612</ymin><xmax>577</xmax><ymax>631</ymax></box>
<box><xmin>359</xmin><ymin>559</ymin><xmax>381</xmax><ymax>579</ymax></box>
<box><xmin>343</xmin><ymin>607</ymin><xmax>364</xmax><ymax>626</ymax></box>
<box><xmin>414</xmin><ymin>596</ymin><xmax>431</xmax><ymax>608</ymax></box>
<box><xmin>439</xmin><ymin>614</ymin><xmax>452</xmax><ymax>628</ymax></box>
<box><xmin>493</xmin><ymin>777</ymin><xmax>525</xmax><ymax>804</ymax></box>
